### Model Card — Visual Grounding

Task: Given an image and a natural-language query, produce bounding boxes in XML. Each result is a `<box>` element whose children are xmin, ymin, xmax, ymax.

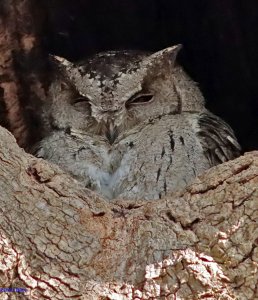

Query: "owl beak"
<box><xmin>105</xmin><ymin>119</ymin><xmax>118</xmax><ymax>144</ymax></box>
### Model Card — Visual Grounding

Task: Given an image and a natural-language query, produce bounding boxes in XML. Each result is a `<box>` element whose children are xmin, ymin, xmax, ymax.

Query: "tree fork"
<box><xmin>0</xmin><ymin>126</ymin><xmax>257</xmax><ymax>299</ymax></box>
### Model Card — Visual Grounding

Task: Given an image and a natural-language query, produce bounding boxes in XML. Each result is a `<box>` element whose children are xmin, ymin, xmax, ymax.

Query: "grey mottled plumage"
<box><xmin>32</xmin><ymin>45</ymin><xmax>241</xmax><ymax>200</ymax></box>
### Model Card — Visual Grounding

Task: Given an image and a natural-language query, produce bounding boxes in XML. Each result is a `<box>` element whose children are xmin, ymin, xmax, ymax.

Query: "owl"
<box><xmin>32</xmin><ymin>45</ymin><xmax>241</xmax><ymax>200</ymax></box>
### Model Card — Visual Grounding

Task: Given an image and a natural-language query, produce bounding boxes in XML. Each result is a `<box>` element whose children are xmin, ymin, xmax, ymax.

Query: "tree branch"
<box><xmin>0</xmin><ymin>126</ymin><xmax>257</xmax><ymax>299</ymax></box>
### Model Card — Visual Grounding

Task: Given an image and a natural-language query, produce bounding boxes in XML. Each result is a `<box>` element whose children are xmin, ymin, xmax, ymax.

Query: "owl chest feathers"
<box><xmin>36</xmin><ymin>113</ymin><xmax>212</xmax><ymax>200</ymax></box>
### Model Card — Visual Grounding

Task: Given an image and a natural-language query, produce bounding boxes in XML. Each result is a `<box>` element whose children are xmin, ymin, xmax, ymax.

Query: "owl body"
<box><xmin>33</xmin><ymin>45</ymin><xmax>241</xmax><ymax>200</ymax></box>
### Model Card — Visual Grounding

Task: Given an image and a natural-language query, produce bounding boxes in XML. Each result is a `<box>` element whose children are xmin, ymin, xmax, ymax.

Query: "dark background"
<box><xmin>42</xmin><ymin>0</ymin><xmax>258</xmax><ymax>152</ymax></box>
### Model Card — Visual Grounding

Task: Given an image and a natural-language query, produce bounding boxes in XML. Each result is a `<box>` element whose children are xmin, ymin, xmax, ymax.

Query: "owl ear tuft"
<box><xmin>144</xmin><ymin>44</ymin><xmax>182</xmax><ymax>70</ymax></box>
<box><xmin>49</xmin><ymin>54</ymin><xmax>74</xmax><ymax>70</ymax></box>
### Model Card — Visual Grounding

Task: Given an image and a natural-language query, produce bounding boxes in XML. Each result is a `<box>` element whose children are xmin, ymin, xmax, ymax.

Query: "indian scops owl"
<box><xmin>32</xmin><ymin>45</ymin><xmax>241</xmax><ymax>200</ymax></box>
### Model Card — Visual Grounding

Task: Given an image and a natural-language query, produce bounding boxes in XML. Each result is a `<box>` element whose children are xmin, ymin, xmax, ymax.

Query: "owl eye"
<box><xmin>72</xmin><ymin>95</ymin><xmax>91</xmax><ymax>111</ymax></box>
<box><xmin>73</xmin><ymin>96</ymin><xmax>90</xmax><ymax>105</ymax></box>
<box><xmin>126</xmin><ymin>94</ymin><xmax>153</xmax><ymax>107</ymax></box>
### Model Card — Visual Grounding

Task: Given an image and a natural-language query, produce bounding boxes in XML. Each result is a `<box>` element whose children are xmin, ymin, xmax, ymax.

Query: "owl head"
<box><xmin>46</xmin><ymin>44</ymin><xmax>204</xmax><ymax>143</ymax></box>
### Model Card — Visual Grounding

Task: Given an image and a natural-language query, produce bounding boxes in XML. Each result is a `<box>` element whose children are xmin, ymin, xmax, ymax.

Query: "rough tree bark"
<box><xmin>0</xmin><ymin>125</ymin><xmax>257</xmax><ymax>299</ymax></box>
<box><xmin>0</xmin><ymin>0</ymin><xmax>47</xmax><ymax>149</ymax></box>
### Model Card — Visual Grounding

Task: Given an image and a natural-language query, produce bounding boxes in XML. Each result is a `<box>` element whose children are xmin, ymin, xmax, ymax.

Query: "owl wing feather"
<box><xmin>197</xmin><ymin>112</ymin><xmax>241</xmax><ymax>166</ymax></box>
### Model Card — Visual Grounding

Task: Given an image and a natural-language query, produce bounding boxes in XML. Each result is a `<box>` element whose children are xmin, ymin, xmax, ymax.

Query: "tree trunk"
<box><xmin>0</xmin><ymin>125</ymin><xmax>257</xmax><ymax>299</ymax></box>
<box><xmin>0</xmin><ymin>0</ymin><xmax>47</xmax><ymax>149</ymax></box>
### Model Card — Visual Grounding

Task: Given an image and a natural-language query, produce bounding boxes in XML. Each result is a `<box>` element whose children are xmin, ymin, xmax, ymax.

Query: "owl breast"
<box><xmin>35</xmin><ymin>112</ymin><xmax>213</xmax><ymax>200</ymax></box>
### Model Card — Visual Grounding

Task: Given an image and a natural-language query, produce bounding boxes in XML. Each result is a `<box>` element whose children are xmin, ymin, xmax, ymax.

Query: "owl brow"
<box><xmin>74</xmin><ymin>87</ymin><xmax>93</xmax><ymax>101</ymax></box>
<box><xmin>71</xmin><ymin>92</ymin><xmax>91</xmax><ymax>104</ymax></box>
<box><xmin>124</xmin><ymin>86</ymin><xmax>144</xmax><ymax>101</ymax></box>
